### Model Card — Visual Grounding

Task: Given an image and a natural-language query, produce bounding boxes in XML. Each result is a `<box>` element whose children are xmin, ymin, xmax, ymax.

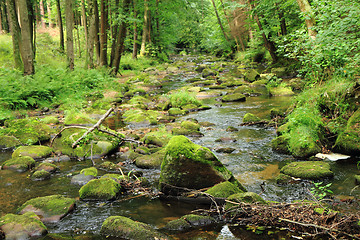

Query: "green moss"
<box><xmin>79</xmin><ymin>178</ymin><xmax>122</xmax><ymax>200</ymax></box>
<box><xmin>101</xmin><ymin>174</ymin><xmax>129</xmax><ymax>181</ymax></box>
<box><xmin>205</xmin><ymin>181</ymin><xmax>243</xmax><ymax>198</ymax></box>
<box><xmin>355</xmin><ymin>175</ymin><xmax>360</xmax><ymax>185</ymax></box>
<box><xmin>0</xmin><ymin>135</ymin><xmax>21</xmax><ymax>149</ymax></box>
<box><xmin>271</xmin><ymin>135</ymin><xmax>290</xmax><ymax>154</ymax></box>
<box><xmin>169</xmin><ymin>91</ymin><xmax>202</xmax><ymax>109</ymax></box>
<box><xmin>80</xmin><ymin>167</ymin><xmax>98</xmax><ymax>177</ymax></box>
<box><xmin>268</xmin><ymin>85</ymin><xmax>295</xmax><ymax>96</ymax></box>
<box><xmin>335</xmin><ymin>109</ymin><xmax>360</xmax><ymax>154</ymax></box>
<box><xmin>135</xmin><ymin>148</ymin><xmax>166</xmax><ymax>169</ymax></box>
<box><xmin>221</xmin><ymin>93</ymin><xmax>246</xmax><ymax>102</ymax></box>
<box><xmin>64</xmin><ymin>110</ymin><xmax>96</xmax><ymax>125</ymax></box>
<box><xmin>40</xmin><ymin>116</ymin><xmax>59</xmax><ymax>124</ymax></box>
<box><xmin>243</xmin><ymin>113</ymin><xmax>261</xmax><ymax>123</ymax></box>
<box><xmin>164</xmin><ymin>214</ymin><xmax>215</xmax><ymax>231</ymax></box>
<box><xmin>287</xmin><ymin>126</ymin><xmax>322</xmax><ymax>158</ymax></box>
<box><xmin>280</xmin><ymin>161</ymin><xmax>333</xmax><ymax>180</ymax></box>
<box><xmin>0</xmin><ymin>213</ymin><xmax>47</xmax><ymax>237</ymax></box>
<box><xmin>171</xmin><ymin>127</ymin><xmax>204</xmax><ymax>137</ymax></box>
<box><xmin>225</xmin><ymin>192</ymin><xmax>266</xmax><ymax>210</ymax></box>
<box><xmin>12</xmin><ymin>145</ymin><xmax>53</xmax><ymax>159</ymax></box>
<box><xmin>123</xmin><ymin>109</ymin><xmax>160</xmax><ymax>125</ymax></box>
<box><xmin>37</xmin><ymin>162</ymin><xmax>58</xmax><ymax>172</ymax></box>
<box><xmin>244</xmin><ymin>69</ymin><xmax>260</xmax><ymax>82</ymax></box>
<box><xmin>2</xmin><ymin>156</ymin><xmax>35</xmax><ymax>172</ymax></box>
<box><xmin>168</xmin><ymin>107</ymin><xmax>187</xmax><ymax>116</ymax></box>
<box><xmin>142</xmin><ymin>129</ymin><xmax>172</xmax><ymax>147</ymax></box>
<box><xmin>99</xmin><ymin>161</ymin><xmax>122</xmax><ymax>171</ymax></box>
<box><xmin>31</xmin><ymin>169</ymin><xmax>51</xmax><ymax>180</ymax></box>
<box><xmin>181</xmin><ymin>120</ymin><xmax>200</xmax><ymax>131</ymax></box>
<box><xmin>226</xmin><ymin>126</ymin><xmax>238</xmax><ymax>132</ymax></box>
<box><xmin>275</xmin><ymin>173</ymin><xmax>293</xmax><ymax>184</ymax></box>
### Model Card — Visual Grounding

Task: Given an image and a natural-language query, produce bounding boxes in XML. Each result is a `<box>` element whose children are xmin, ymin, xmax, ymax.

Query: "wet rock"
<box><xmin>215</xmin><ymin>137</ymin><xmax>237</xmax><ymax>143</ymax></box>
<box><xmin>99</xmin><ymin>161</ymin><xmax>123</xmax><ymax>171</ymax></box>
<box><xmin>1</xmin><ymin>156</ymin><xmax>35</xmax><ymax>172</ymax></box>
<box><xmin>201</xmin><ymin>68</ymin><xmax>217</xmax><ymax>78</ymax></box>
<box><xmin>226</xmin><ymin>126</ymin><xmax>238</xmax><ymax>132</ymax></box>
<box><xmin>122</xmin><ymin>109</ymin><xmax>160</xmax><ymax>125</ymax></box>
<box><xmin>64</xmin><ymin>111</ymin><xmax>96</xmax><ymax>125</ymax></box>
<box><xmin>80</xmin><ymin>167</ymin><xmax>98</xmax><ymax>177</ymax></box>
<box><xmin>200</xmin><ymin>122</ymin><xmax>216</xmax><ymax>127</ymax></box>
<box><xmin>163</xmin><ymin>214</ymin><xmax>216</xmax><ymax>231</ymax></box>
<box><xmin>244</xmin><ymin>69</ymin><xmax>260</xmax><ymax>83</ymax></box>
<box><xmin>44</xmin><ymin>155</ymin><xmax>71</xmax><ymax>162</ymax></box>
<box><xmin>31</xmin><ymin>169</ymin><xmax>51</xmax><ymax>180</ymax></box>
<box><xmin>12</xmin><ymin>145</ymin><xmax>53</xmax><ymax>159</ymax></box>
<box><xmin>268</xmin><ymin>85</ymin><xmax>295</xmax><ymax>96</ymax></box>
<box><xmin>143</xmin><ymin>134</ymin><xmax>170</xmax><ymax>148</ymax></box>
<box><xmin>71</xmin><ymin>173</ymin><xmax>95</xmax><ymax>185</ymax></box>
<box><xmin>36</xmin><ymin>162</ymin><xmax>59</xmax><ymax>173</ymax></box>
<box><xmin>135</xmin><ymin>146</ymin><xmax>151</xmax><ymax>155</ymax></box>
<box><xmin>243</xmin><ymin>113</ymin><xmax>261</xmax><ymax>123</ymax></box>
<box><xmin>0</xmin><ymin>135</ymin><xmax>22</xmax><ymax>150</ymax></box>
<box><xmin>40</xmin><ymin>116</ymin><xmax>59</xmax><ymax>124</ymax></box>
<box><xmin>79</xmin><ymin>178</ymin><xmax>122</xmax><ymax>200</ymax></box>
<box><xmin>205</xmin><ymin>181</ymin><xmax>244</xmax><ymax>198</ymax></box>
<box><xmin>0</xmin><ymin>212</ymin><xmax>47</xmax><ymax>239</ymax></box>
<box><xmin>275</xmin><ymin>173</ymin><xmax>295</xmax><ymax>184</ymax></box>
<box><xmin>159</xmin><ymin>136</ymin><xmax>245</xmax><ymax>195</ymax></box>
<box><xmin>225</xmin><ymin>192</ymin><xmax>266</xmax><ymax>210</ymax></box>
<box><xmin>100</xmin><ymin>216</ymin><xmax>169</xmax><ymax>239</ymax></box>
<box><xmin>135</xmin><ymin>148</ymin><xmax>166</xmax><ymax>169</ymax></box>
<box><xmin>216</xmin><ymin>147</ymin><xmax>236</xmax><ymax>153</ymax></box>
<box><xmin>168</xmin><ymin>108</ymin><xmax>187</xmax><ymax>116</ymax></box>
<box><xmin>221</xmin><ymin>93</ymin><xmax>246</xmax><ymax>102</ymax></box>
<box><xmin>280</xmin><ymin>161</ymin><xmax>333</xmax><ymax>180</ymax></box>
<box><xmin>335</xmin><ymin>108</ymin><xmax>360</xmax><ymax>154</ymax></box>
<box><xmin>18</xmin><ymin>195</ymin><xmax>76</xmax><ymax>223</ymax></box>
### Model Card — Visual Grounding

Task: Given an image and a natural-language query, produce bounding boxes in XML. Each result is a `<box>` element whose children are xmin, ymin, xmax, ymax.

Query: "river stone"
<box><xmin>221</xmin><ymin>93</ymin><xmax>246</xmax><ymax>102</ymax></box>
<box><xmin>0</xmin><ymin>135</ymin><xmax>22</xmax><ymax>149</ymax></box>
<box><xmin>79</xmin><ymin>178</ymin><xmax>122</xmax><ymax>200</ymax></box>
<box><xmin>205</xmin><ymin>181</ymin><xmax>244</xmax><ymax>198</ymax></box>
<box><xmin>135</xmin><ymin>148</ymin><xmax>166</xmax><ymax>169</ymax></box>
<box><xmin>335</xmin><ymin>108</ymin><xmax>360</xmax><ymax>154</ymax></box>
<box><xmin>99</xmin><ymin>161</ymin><xmax>123</xmax><ymax>171</ymax></box>
<box><xmin>71</xmin><ymin>173</ymin><xmax>95</xmax><ymax>185</ymax></box>
<box><xmin>100</xmin><ymin>216</ymin><xmax>169</xmax><ymax>239</ymax></box>
<box><xmin>0</xmin><ymin>212</ymin><xmax>47</xmax><ymax>239</ymax></box>
<box><xmin>12</xmin><ymin>145</ymin><xmax>53</xmax><ymax>159</ymax></box>
<box><xmin>159</xmin><ymin>136</ymin><xmax>246</xmax><ymax>195</ymax></box>
<box><xmin>1</xmin><ymin>156</ymin><xmax>35</xmax><ymax>172</ymax></box>
<box><xmin>168</xmin><ymin>108</ymin><xmax>187</xmax><ymax>116</ymax></box>
<box><xmin>216</xmin><ymin>147</ymin><xmax>236</xmax><ymax>153</ymax></box>
<box><xmin>80</xmin><ymin>167</ymin><xmax>98</xmax><ymax>177</ymax></box>
<box><xmin>225</xmin><ymin>192</ymin><xmax>266</xmax><ymax>210</ymax></box>
<box><xmin>31</xmin><ymin>169</ymin><xmax>51</xmax><ymax>180</ymax></box>
<box><xmin>36</xmin><ymin>162</ymin><xmax>59</xmax><ymax>173</ymax></box>
<box><xmin>243</xmin><ymin>113</ymin><xmax>261</xmax><ymax>123</ymax></box>
<box><xmin>268</xmin><ymin>85</ymin><xmax>295</xmax><ymax>96</ymax></box>
<box><xmin>244</xmin><ymin>69</ymin><xmax>260</xmax><ymax>82</ymax></box>
<box><xmin>280</xmin><ymin>161</ymin><xmax>333</xmax><ymax>180</ymax></box>
<box><xmin>18</xmin><ymin>195</ymin><xmax>76</xmax><ymax>223</ymax></box>
<box><xmin>163</xmin><ymin>214</ymin><xmax>216</xmax><ymax>231</ymax></box>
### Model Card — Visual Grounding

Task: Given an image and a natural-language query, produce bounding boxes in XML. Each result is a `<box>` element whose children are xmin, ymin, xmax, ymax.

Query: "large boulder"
<box><xmin>335</xmin><ymin>108</ymin><xmax>360</xmax><ymax>154</ymax></box>
<box><xmin>0</xmin><ymin>212</ymin><xmax>47</xmax><ymax>239</ymax></box>
<box><xmin>12</xmin><ymin>145</ymin><xmax>53</xmax><ymax>159</ymax></box>
<box><xmin>100</xmin><ymin>216</ymin><xmax>169</xmax><ymax>239</ymax></box>
<box><xmin>159</xmin><ymin>136</ymin><xmax>245</xmax><ymax>195</ymax></box>
<box><xmin>0</xmin><ymin>135</ymin><xmax>21</xmax><ymax>150</ymax></box>
<box><xmin>280</xmin><ymin>161</ymin><xmax>333</xmax><ymax>180</ymax></box>
<box><xmin>17</xmin><ymin>195</ymin><xmax>76</xmax><ymax>223</ymax></box>
<box><xmin>1</xmin><ymin>156</ymin><xmax>35</xmax><ymax>172</ymax></box>
<box><xmin>79</xmin><ymin>178</ymin><xmax>122</xmax><ymax>200</ymax></box>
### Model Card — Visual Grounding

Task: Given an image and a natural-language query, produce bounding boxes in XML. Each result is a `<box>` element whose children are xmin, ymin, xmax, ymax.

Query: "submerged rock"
<box><xmin>17</xmin><ymin>195</ymin><xmax>76</xmax><ymax>223</ymax></box>
<box><xmin>163</xmin><ymin>214</ymin><xmax>216</xmax><ymax>231</ymax></box>
<box><xmin>159</xmin><ymin>136</ymin><xmax>246</xmax><ymax>195</ymax></box>
<box><xmin>1</xmin><ymin>156</ymin><xmax>35</xmax><ymax>172</ymax></box>
<box><xmin>100</xmin><ymin>216</ymin><xmax>169</xmax><ymax>239</ymax></box>
<box><xmin>0</xmin><ymin>212</ymin><xmax>47</xmax><ymax>239</ymax></box>
<box><xmin>79</xmin><ymin>178</ymin><xmax>122</xmax><ymax>200</ymax></box>
<box><xmin>12</xmin><ymin>145</ymin><xmax>53</xmax><ymax>159</ymax></box>
<box><xmin>280</xmin><ymin>161</ymin><xmax>333</xmax><ymax>180</ymax></box>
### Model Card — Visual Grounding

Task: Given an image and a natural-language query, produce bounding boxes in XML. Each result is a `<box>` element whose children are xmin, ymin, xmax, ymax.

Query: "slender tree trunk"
<box><xmin>109</xmin><ymin>0</ymin><xmax>119</xmax><ymax>66</ymax></box>
<box><xmin>47</xmin><ymin>1</ymin><xmax>53</xmax><ymax>28</ymax></box>
<box><xmin>39</xmin><ymin>0</ymin><xmax>45</xmax><ymax>28</ymax></box>
<box><xmin>87</xmin><ymin>0</ymin><xmax>95</xmax><ymax>68</ymax></box>
<box><xmin>56</xmin><ymin>0</ymin><xmax>64</xmax><ymax>52</ymax></box>
<box><xmin>81</xmin><ymin>0</ymin><xmax>88</xmax><ymax>49</ymax></box>
<box><xmin>139</xmin><ymin>0</ymin><xmax>149</xmax><ymax>56</ymax></box>
<box><xmin>99</xmin><ymin>0</ymin><xmax>108</xmax><ymax>65</ymax></box>
<box><xmin>76</xmin><ymin>26</ymin><xmax>81</xmax><ymax>57</ymax></box>
<box><xmin>1</xmin><ymin>0</ymin><xmax>10</xmax><ymax>33</ymax></box>
<box><xmin>6</xmin><ymin>0</ymin><xmax>22</xmax><ymax>69</ymax></box>
<box><xmin>110</xmin><ymin>0</ymin><xmax>131</xmax><ymax>75</ymax></box>
<box><xmin>94</xmin><ymin>0</ymin><xmax>100</xmax><ymax>64</ymax></box>
<box><xmin>65</xmin><ymin>0</ymin><xmax>74</xmax><ymax>70</ymax></box>
<box><xmin>296</xmin><ymin>0</ymin><xmax>316</xmax><ymax>39</ymax></box>
<box><xmin>132</xmin><ymin>0</ymin><xmax>138</xmax><ymax>59</ymax></box>
<box><xmin>210</xmin><ymin>0</ymin><xmax>229</xmax><ymax>41</ymax></box>
<box><xmin>254</xmin><ymin>14</ymin><xmax>277</xmax><ymax>62</ymax></box>
<box><xmin>0</xmin><ymin>3</ymin><xmax>3</xmax><ymax>33</ymax></box>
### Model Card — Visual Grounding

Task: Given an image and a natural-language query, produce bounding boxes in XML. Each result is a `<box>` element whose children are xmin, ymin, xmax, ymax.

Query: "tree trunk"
<box><xmin>210</xmin><ymin>0</ymin><xmax>229</xmax><ymax>42</ymax></box>
<box><xmin>81</xmin><ymin>0</ymin><xmax>88</xmax><ymax>49</ymax></box>
<box><xmin>39</xmin><ymin>0</ymin><xmax>45</xmax><ymax>28</ymax></box>
<box><xmin>87</xmin><ymin>0</ymin><xmax>96</xmax><ymax>68</ymax></box>
<box><xmin>139</xmin><ymin>0</ymin><xmax>149</xmax><ymax>56</ymax></box>
<box><xmin>109</xmin><ymin>0</ymin><xmax>119</xmax><ymax>66</ymax></box>
<box><xmin>132</xmin><ymin>0</ymin><xmax>138</xmax><ymax>59</ymax></box>
<box><xmin>94</xmin><ymin>0</ymin><xmax>100</xmax><ymax>64</ymax></box>
<box><xmin>110</xmin><ymin>0</ymin><xmax>131</xmax><ymax>75</ymax></box>
<box><xmin>65</xmin><ymin>0</ymin><xmax>74</xmax><ymax>70</ymax></box>
<box><xmin>99</xmin><ymin>0</ymin><xmax>108</xmax><ymax>65</ymax></box>
<box><xmin>56</xmin><ymin>0</ymin><xmax>64</xmax><ymax>52</ymax></box>
<box><xmin>47</xmin><ymin>1</ymin><xmax>53</xmax><ymax>28</ymax></box>
<box><xmin>1</xmin><ymin>0</ymin><xmax>10</xmax><ymax>33</ymax></box>
<box><xmin>254</xmin><ymin>14</ymin><xmax>277</xmax><ymax>63</ymax></box>
<box><xmin>6</xmin><ymin>0</ymin><xmax>22</xmax><ymax>69</ymax></box>
<box><xmin>296</xmin><ymin>0</ymin><xmax>316</xmax><ymax>39</ymax></box>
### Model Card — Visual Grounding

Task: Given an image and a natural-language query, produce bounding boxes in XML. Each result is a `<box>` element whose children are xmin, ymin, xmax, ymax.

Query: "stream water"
<box><xmin>0</xmin><ymin>55</ymin><xmax>359</xmax><ymax>239</ymax></box>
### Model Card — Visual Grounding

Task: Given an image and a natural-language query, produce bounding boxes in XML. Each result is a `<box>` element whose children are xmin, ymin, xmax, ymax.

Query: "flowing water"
<box><xmin>0</xmin><ymin>55</ymin><xmax>359</xmax><ymax>239</ymax></box>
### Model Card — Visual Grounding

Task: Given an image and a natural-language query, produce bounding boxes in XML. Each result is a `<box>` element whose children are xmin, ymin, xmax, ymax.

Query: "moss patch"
<box><xmin>135</xmin><ymin>148</ymin><xmax>166</xmax><ymax>169</ymax></box>
<box><xmin>122</xmin><ymin>109</ymin><xmax>160</xmax><ymax>125</ymax></box>
<box><xmin>2</xmin><ymin>156</ymin><xmax>35</xmax><ymax>172</ymax></box>
<box><xmin>164</xmin><ymin>214</ymin><xmax>216</xmax><ymax>231</ymax></box>
<box><xmin>221</xmin><ymin>93</ymin><xmax>246</xmax><ymax>102</ymax></box>
<box><xmin>79</xmin><ymin>178</ymin><xmax>122</xmax><ymax>200</ymax></box>
<box><xmin>243</xmin><ymin>113</ymin><xmax>261</xmax><ymax>123</ymax></box>
<box><xmin>225</xmin><ymin>192</ymin><xmax>266</xmax><ymax>210</ymax></box>
<box><xmin>31</xmin><ymin>169</ymin><xmax>51</xmax><ymax>180</ymax></box>
<box><xmin>280</xmin><ymin>161</ymin><xmax>333</xmax><ymax>180</ymax></box>
<box><xmin>80</xmin><ymin>167</ymin><xmax>98</xmax><ymax>177</ymax></box>
<box><xmin>335</xmin><ymin>108</ymin><xmax>360</xmax><ymax>154</ymax></box>
<box><xmin>12</xmin><ymin>145</ymin><xmax>53</xmax><ymax>159</ymax></box>
<box><xmin>205</xmin><ymin>181</ymin><xmax>243</xmax><ymax>198</ymax></box>
<box><xmin>0</xmin><ymin>135</ymin><xmax>22</xmax><ymax>149</ymax></box>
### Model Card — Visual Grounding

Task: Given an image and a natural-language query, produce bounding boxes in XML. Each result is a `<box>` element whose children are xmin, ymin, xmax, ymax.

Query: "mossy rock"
<box><xmin>280</xmin><ymin>161</ymin><xmax>333</xmax><ymax>180</ymax></box>
<box><xmin>99</xmin><ymin>161</ymin><xmax>122</xmax><ymax>171</ymax></box>
<box><xmin>233</xmin><ymin>85</ymin><xmax>254</xmax><ymax>95</ymax></box>
<box><xmin>40</xmin><ymin>116</ymin><xmax>59</xmax><ymax>124</ymax></box>
<box><xmin>71</xmin><ymin>173</ymin><xmax>95</xmax><ymax>186</ymax></box>
<box><xmin>202</xmin><ymin>68</ymin><xmax>217</xmax><ymax>78</ymax></box>
<box><xmin>226</xmin><ymin>126</ymin><xmax>238</xmax><ymax>132</ymax></box>
<box><xmin>243</xmin><ymin>113</ymin><xmax>261</xmax><ymax>123</ymax></box>
<box><xmin>123</xmin><ymin>109</ymin><xmax>160</xmax><ymax>125</ymax></box>
<box><xmin>159</xmin><ymin>136</ymin><xmax>246</xmax><ymax>195</ymax></box>
<box><xmin>135</xmin><ymin>148</ymin><xmax>166</xmax><ymax>169</ymax></box>
<box><xmin>18</xmin><ymin>195</ymin><xmax>76</xmax><ymax>223</ymax></box>
<box><xmin>287</xmin><ymin>126</ymin><xmax>322</xmax><ymax>158</ymax></box>
<box><xmin>171</xmin><ymin>127</ymin><xmax>204</xmax><ymax>137</ymax></box>
<box><xmin>79</xmin><ymin>178</ymin><xmax>122</xmax><ymax>200</ymax></box>
<box><xmin>221</xmin><ymin>93</ymin><xmax>246</xmax><ymax>102</ymax></box>
<box><xmin>275</xmin><ymin>173</ymin><xmax>294</xmax><ymax>184</ymax></box>
<box><xmin>101</xmin><ymin>174</ymin><xmax>129</xmax><ymax>181</ymax></box>
<box><xmin>225</xmin><ymin>192</ymin><xmax>266</xmax><ymax>210</ymax></box>
<box><xmin>181</xmin><ymin>120</ymin><xmax>200</xmax><ymax>131</ymax></box>
<box><xmin>168</xmin><ymin>108</ymin><xmax>187</xmax><ymax>116</ymax></box>
<box><xmin>1</xmin><ymin>118</ymin><xmax>53</xmax><ymax>145</ymax></box>
<box><xmin>271</xmin><ymin>136</ymin><xmax>290</xmax><ymax>154</ymax></box>
<box><xmin>270</xmin><ymin>108</ymin><xmax>284</xmax><ymax>118</ymax></box>
<box><xmin>268</xmin><ymin>85</ymin><xmax>295</xmax><ymax>96</ymax></box>
<box><xmin>205</xmin><ymin>181</ymin><xmax>243</xmax><ymax>198</ymax></box>
<box><xmin>0</xmin><ymin>212</ymin><xmax>47</xmax><ymax>239</ymax></box>
<box><xmin>31</xmin><ymin>169</ymin><xmax>51</xmax><ymax>180</ymax></box>
<box><xmin>271</xmin><ymin>67</ymin><xmax>288</xmax><ymax>77</ymax></box>
<box><xmin>12</xmin><ymin>145</ymin><xmax>53</xmax><ymax>159</ymax></box>
<box><xmin>64</xmin><ymin>111</ymin><xmax>96</xmax><ymax>125</ymax></box>
<box><xmin>216</xmin><ymin>147</ymin><xmax>236</xmax><ymax>153</ymax></box>
<box><xmin>244</xmin><ymin>69</ymin><xmax>260</xmax><ymax>83</ymax></box>
<box><xmin>36</xmin><ymin>162</ymin><xmax>58</xmax><ymax>173</ymax></box>
<box><xmin>142</xmin><ymin>133</ymin><xmax>171</xmax><ymax>147</ymax></box>
<box><xmin>335</xmin><ymin>108</ymin><xmax>360</xmax><ymax>154</ymax></box>
<box><xmin>80</xmin><ymin>167</ymin><xmax>98</xmax><ymax>177</ymax></box>
<box><xmin>0</xmin><ymin>135</ymin><xmax>22</xmax><ymax>149</ymax></box>
<box><xmin>163</xmin><ymin>214</ymin><xmax>216</xmax><ymax>231</ymax></box>
<box><xmin>1</xmin><ymin>156</ymin><xmax>35</xmax><ymax>172</ymax></box>
<box><xmin>100</xmin><ymin>216</ymin><xmax>169</xmax><ymax>239</ymax></box>
<box><xmin>355</xmin><ymin>175</ymin><xmax>360</xmax><ymax>185</ymax></box>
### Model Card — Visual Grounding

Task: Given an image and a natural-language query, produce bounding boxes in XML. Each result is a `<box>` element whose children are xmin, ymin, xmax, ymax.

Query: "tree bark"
<box><xmin>39</xmin><ymin>0</ymin><xmax>46</xmax><ymax>28</ymax></box>
<box><xmin>56</xmin><ymin>0</ymin><xmax>64</xmax><ymax>52</ymax></box>
<box><xmin>210</xmin><ymin>0</ymin><xmax>229</xmax><ymax>42</ymax></box>
<box><xmin>99</xmin><ymin>0</ymin><xmax>108</xmax><ymax>65</ymax></box>
<box><xmin>6</xmin><ymin>0</ymin><xmax>22</xmax><ymax>69</ymax></box>
<box><xmin>1</xmin><ymin>0</ymin><xmax>9</xmax><ymax>33</ymax></box>
<box><xmin>140</xmin><ymin>0</ymin><xmax>149</xmax><ymax>56</ymax></box>
<box><xmin>47</xmin><ymin>1</ymin><xmax>53</xmax><ymax>28</ymax></box>
<box><xmin>254</xmin><ymin>14</ymin><xmax>278</xmax><ymax>63</ymax></box>
<box><xmin>94</xmin><ymin>0</ymin><xmax>100</xmax><ymax>64</ymax></box>
<box><xmin>65</xmin><ymin>0</ymin><xmax>74</xmax><ymax>70</ymax></box>
<box><xmin>296</xmin><ymin>0</ymin><xmax>316</xmax><ymax>39</ymax></box>
<box><xmin>109</xmin><ymin>0</ymin><xmax>119</xmax><ymax>66</ymax></box>
<box><xmin>81</xmin><ymin>0</ymin><xmax>88</xmax><ymax>49</ymax></box>
<box><xmin>132</xmin><ymin>0</ymin><xmax>138</xmax><ymax>59</ymax></box>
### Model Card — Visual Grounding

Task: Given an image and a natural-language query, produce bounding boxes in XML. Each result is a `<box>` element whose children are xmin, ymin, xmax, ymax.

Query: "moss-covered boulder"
<box><xmin>40</xmin><ymin>115</ymin><xmax>59</xmax><ymax>124</ymax></box>
<box><xmin>335</xmin><ymin>108</ymin><xmax>360</xmax><ymax>154</ymax></box>
<box><xmin>163</xmin><ymin>214</ymin><xmax>216</xmax><ymax>231</ymax></box>
<box><xmin>64</xmin><ymin>111</ymin><xmax>96</xmax><ymax>125</ymax></box>
<box><xmin>275</xmin><ymin>173</ymin><xmax>294</xmax><ymax>184</ymax></box>
<box><xmin>1</xmin><ymin>156</ymin><xmax>35</xmax><ymax>172</ymax></box>
<box><xmin>181</xmin><ymin>120</ymin><xmax>200</xmax><ymax>131</ymax></box>
<box><xmin>123</xmin><ymin>109</ymin><xmax>160</xmax><ymax>125</ymax></box>
<box><xmin>271</xmin><ymin>136</ymin><xmax>290</xmax><ymax>154</ymax></box>
<box><xmin>244</xmin><ymin>69</ymin><xmax>260</xmax><ymax>82</ymax></box>
<box><xmin>268</xmin><ymin>85</ymin><xmax>295</xmax><ymax>96</ymax></box>
<box><xmin>226</xmin><ymin>126</ymin><xmax>238</xmax><ymax>132</ymax></box>
<box><xmin>12</xmin><ymin>145</ymin><xmax>53</xmax><ymax>159</ymax></box>
<box><xmin>135</xmin><ymin>148</ymin><xmax>166</xmax><ymax>169</ymax></box>
<box><xmin>280</xmin><ymin>161</ymin><xmax>333</xmax><ymax>180</ymax></box>
<box><xmin>0</xmin><ymin>212</ymin><xmax>47</xmax><ymax>239</ymax></box>
<box><xmin>99</xmin><ymin>161</ymin><xmax>122</xmax><ymax>171</ymax></box>
<box><xmin>243</xmin><ymin>113</ymin><xmax>261</xmax><ymax>123</ymax></box>
<box><xmin>101</xmin><ymin>174</ymin><xmax>129</xmax><ymax>181</ymax></box>
<box><xmin>287</xmin><ymin>126</ymin><xmax>322</xmax><ymax>158</ymax></box>
<box><xmin>36</xmin><ymin>162</ymin><xmax>59</xmax><ymax>173</ymax></box>
<box><xmin>0</xmin><ymin>118</ymin><xmax>53</xmax><ymax>145</ymax></box>
<box><xmin>159</xmin><ymin>136</ymin><xmax>246</xmax><ymax>195</ymax></box>
<box><xmin>79</xmin><ymin>178</ymin><xmax>122</xmax><ymax>200</ymax></box>
<box><xmin>205</xmin><ymin>181</ymin><xmax>243</xmax><ymax>198</ymax></box>
<box><xmin>171</xmin><ymin>127</ymin><xmax>204</xmax><ymax>137</ymax></box>
<box><xmin>142</xmin><ymin>130</ymin><xmax>172</xmax><ymax>147</ymax></box>
<box><xmin>18</xmin><ymin>195</ymin><xmax>76</xmax><ymax>223</ymax></box>
<box><xmin>221</xmin><ymin>93</ymin><xmax>246</xmax><ymax>102</ymax></box>
<box><xmin>100</xmin><ymin>216</ymin><xmax>169</xmax><ymax>239</ymax></box>
<box><xmin>0</xmin><ymin>135</ymin><xmax>22</xmax><ymax>149</ymax></box>
<box><xmin>225</xmin><ymin>192</ymin><xmax>266</xmax><ymax>210</ymax></box>
<box><xmin>271</xmin><ymin>67</ymin><xmax>288</xmax><ymax>77</ymax></box>
<box><xmin>31</xmin><ymin>169</ymin><xmax>51</xmax><ymax>180</ymax></box>
<box><xmin>168</xmin><ymin>108</ymin><xmax>187</xmax><ymax>116</ymax></box>
<box><xmin>80</xmin><ymin>167</ymin><xmax>98</xmax><ymax>177</ymax></box>
<box><xmin>202</xmin><ymin>68</ymin><xmax>217</xmax><ymax>78</ymax></box>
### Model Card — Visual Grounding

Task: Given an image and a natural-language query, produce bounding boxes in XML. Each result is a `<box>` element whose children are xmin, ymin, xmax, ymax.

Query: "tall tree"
<box><xmin>210</xmin><ymin>0</ymin><xmax>229</xmax><ymax>42</ymax></box>
<box><xmin>296</xmin><ymin>0</ymin><xmax>316</xmax><ymax>39</ymax></box>
<box><xmin>87</xmin><ymin>0</ymin><xmax>96</xmax><ymax>68</ymax></box>
<box><xmin>99</xmin><ymin>0</ymin><xmax>108</xmax><ymax>65</ymax></box>
<box><xmin>47</xmin><ymin>1</ymin><xmax>53</xmax><ymax>28</ymax></box>
<box><xmin>132</xmin><ymin>0</ymin><xmax>138</xmax><ymax>59</ymax></box>
<box><xmin>5</xmin><ymin>0</ymin><xmax>22</xmax><ymax>69</ymax></box>
<box><xmin>56</xmin><ymin>0</ymin><xmax>64</xmax><ymax>51</ymax></box>
<box><xmin>140</xmin><ymin>0</ymin><xmax>150</xmax><ymax>56</ymax></box>
<box><xmin>39</xmin><ymin>0</ymin><xmax>46</xmax><ymax>28</ymax></box>
<box><xmin>65</xmin><ymin>0</ymin><xmax>75</xmax><ymax>70</ymax></box>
